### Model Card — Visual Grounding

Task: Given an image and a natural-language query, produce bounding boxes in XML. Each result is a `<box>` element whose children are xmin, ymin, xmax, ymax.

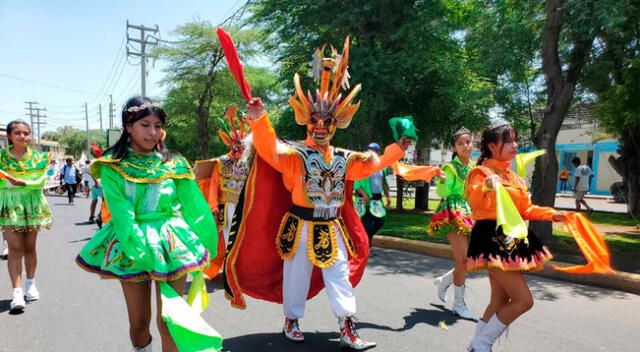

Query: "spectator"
<box><xmin>87</xmin><ymin>172</ymin><xmax>103</xmax><ymax>223</ymax></box>
<box><xmin>559</xmin><ymin>167</ymin><xmax>570</xmax><ymax>193</ymax></box>
<box><xmin>81</xmin><ymin>160</ymin><xmax>91</xmax><ymax>198</ymax></box>
<box><xmin>572</xmin><ymin>157</ymin><xmax>594</xmax><ymax>213</ymax></box>
<box><xmin>60</xmin><ymin>157</ymin><xmax>80</xmax><ymax>205</ymax></box>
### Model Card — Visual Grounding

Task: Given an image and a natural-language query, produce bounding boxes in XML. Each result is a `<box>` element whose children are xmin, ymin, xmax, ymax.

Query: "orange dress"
<box><xmin>464</xmin><ymin>159</ymin><xmax>557</xmax><ymax>272</ymax></box>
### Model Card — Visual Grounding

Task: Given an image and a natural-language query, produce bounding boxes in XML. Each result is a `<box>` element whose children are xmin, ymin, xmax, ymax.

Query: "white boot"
<box><xmin>131</xmin><ymin>337</ymin><xmax>152</xmax><ymax>351</ymax></box>
<box><xmin>10</xmin><ymin>288</ymin><xmax>26</xmax><ymax>312</ymax></box>
<box><xmin>1</xmin><ymin>240</ymin><xmax>8</xmax><ymax>259</ymax></box>
<box><xmin>467</xmin><ymin>319</ymin><xmax>486</xmax><ymax>351</ymax></box>
<box><xmin>469</xmin><ymin>314</ymin><xmax>507</xmax><ymax>352</ymax></box>
<box><xmin>25</xmin><ymin>278</ymin><xmax>40</xmax><ymax>301</ymax></box>
<box><xmin>452</xmin><ymin>285</ymin><xmax>473</xmax><ymax>319</ymax></box>
<box><xmin>433</xmin><ymin>269</ymin><xmax>454</xmax><ymax>303</ymax></box>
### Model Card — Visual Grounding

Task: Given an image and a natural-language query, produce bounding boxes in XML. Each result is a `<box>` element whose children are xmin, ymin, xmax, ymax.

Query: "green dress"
<box><xmin>76</xmin><ymin>151</ymin><xmax>217</xmax><ymax>282</ymax></box>
<box><xmin>428</xmin><ymin>157</ymin><xmax>474</xmax><ymax>237</ymax></box>
<box><xmin>0</xmin><ymin>146</ymin><xmax>52</xmax><ymax>232</ymax></box>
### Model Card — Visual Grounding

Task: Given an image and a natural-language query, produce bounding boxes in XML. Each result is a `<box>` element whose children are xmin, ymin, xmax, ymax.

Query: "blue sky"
<box><xmin>0</xmin><ymin>0</ymin><xmax>243</xmax><ymax>132</ymax></box>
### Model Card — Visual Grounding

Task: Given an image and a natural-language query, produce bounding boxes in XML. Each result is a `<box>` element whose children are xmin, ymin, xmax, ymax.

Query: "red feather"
<box><xmin>217</xmin><ymin>27</ymin><xmax>252</xmax><ymax>101</ymax></box>
<box><xmin>90</xmin><ymin>143</ymin><xmax>102</xmax><ymax>158</ymax></box>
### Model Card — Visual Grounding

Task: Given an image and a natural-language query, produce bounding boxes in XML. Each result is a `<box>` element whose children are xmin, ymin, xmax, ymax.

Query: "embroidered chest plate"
<box><xmin>218</xmin><ymin>156</ymin><xmax>249</xmax><ymax>204</ymax></box>
<box><xmin>296</xmin><ymin>146</ymin><xmax>351</xmax><ymax>219</ymax></box>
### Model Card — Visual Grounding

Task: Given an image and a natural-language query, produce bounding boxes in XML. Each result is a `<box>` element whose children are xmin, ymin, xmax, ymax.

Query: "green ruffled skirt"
<box><xmin>0</xmin><ymin>189</ymin><xmax>52</xmax><ymax>232</ymax></box>
<box><xmin>76</xmin><ymin>215</ymin><xmax>209</xmax><ymax>282</ymax></box>
<box><xmin>428</xmin><ymin>194</ymin><xmax>474</xmax><ymax>237</ymax></box>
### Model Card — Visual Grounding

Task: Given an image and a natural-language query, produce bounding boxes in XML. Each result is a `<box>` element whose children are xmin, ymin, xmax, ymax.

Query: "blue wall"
<box><xmin>556</xmin><ymin>141</ymin><xmax>619</xmax><ymax>195</ymax></box>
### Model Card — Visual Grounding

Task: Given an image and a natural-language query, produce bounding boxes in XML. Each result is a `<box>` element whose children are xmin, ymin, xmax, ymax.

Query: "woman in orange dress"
<box><xmin>464</xmin><ymin>124</ymin><xmax>565</xmax><ymax>352</ymax></box>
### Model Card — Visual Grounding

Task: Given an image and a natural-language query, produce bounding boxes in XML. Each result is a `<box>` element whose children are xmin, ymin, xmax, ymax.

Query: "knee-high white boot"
<box><xmin>433</xmin><ymin>268</ymin><xmax>454</xmax><ymax>303</ymax></box>
<box><xmin>466</xmin><ymin>319</ymin><xmax>486</xmax><ymax>351</ymax></box>
<box><xmin>468</xmin><ymin>314</ymin><xmax>507</xmax><ymax>352</ymax></box>
<box><xmin>452</xmin><ymin>285</ymin><xmax>473</xmax><ymax>319</ymax></box>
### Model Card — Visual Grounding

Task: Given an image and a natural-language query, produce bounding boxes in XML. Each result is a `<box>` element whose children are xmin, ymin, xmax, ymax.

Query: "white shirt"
<box><xmin>574</xmin><ymin>165</ymin><xmax>593</xmax><ymax>191</ymax></box>
<box><xmin>81</xmin><ymin>165</ymin><xmax>90</xmax><ymax>181</ymax></box>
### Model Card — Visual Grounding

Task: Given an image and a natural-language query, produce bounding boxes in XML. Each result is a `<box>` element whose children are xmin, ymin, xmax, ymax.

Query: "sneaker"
<box><xmin>25</xmin><ymin>279</ymin><xmax>40</xmax><ymax>301</ymax></box>
<box><xmin>88</xmin><ymin>216</ymin><xmax>95</xmax><ymax>224</ymax></box>
<box><xmin>339</xmin><ymin>317</ymin><xmax>376</xmax><ymax>350</ymax></box>
<box><xmin>10</xmin><ymin>288</ymin><xmax>26</xmax><ymax>312</ymax></box>
<box><xmin>1</xmin><ymin>240</ymin><xmax>8</xmax><ymax>260</ymax></box>
<box><xmin>587</xmin><ymin>207</ymin><xmax>594</xmax><ymax>215</ymax></box>
<box><xmin>282</xmin><ymin>317</ymin><xmax>304</xmax><ymax>342</ymax></box>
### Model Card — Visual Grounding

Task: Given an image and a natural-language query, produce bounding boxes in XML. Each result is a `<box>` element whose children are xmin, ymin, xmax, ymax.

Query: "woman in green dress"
<box><xmin>0</xmin><ymin>120</ymin><xmax>52</xmax><ymax>312</ymax></box>
<box><xmin>428</xmin><ymin>127</ymin><xmax>475</xmax><ymax>319</ymax></box>
<box><xmin>76</xmin><ymin>97</ymin><xmax>221</xmax><ymax>352</ymax></box>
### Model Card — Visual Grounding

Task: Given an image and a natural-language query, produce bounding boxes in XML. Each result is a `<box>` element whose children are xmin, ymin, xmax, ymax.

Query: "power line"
<box><xmin>0</xmin><ymin>73</ymin><xmax>108</xmax><ymax>97</ymax></box>
<box><xmin>0</xmin><ymin>109</ymin><xmax>26</xmax><ymax>118</ymax></box>
<box><xmin>88</xmin><ymin>34</ymin><xmax>128</xmax><ymax>105</ymax></box>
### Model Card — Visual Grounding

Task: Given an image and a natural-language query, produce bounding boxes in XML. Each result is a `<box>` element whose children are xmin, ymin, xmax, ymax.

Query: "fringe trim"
<box><xmin>313</xmin><ymin>206</ymin><xmax>338</xmax><ymax>220</ymax></box>
<box><xmin>427</xmin><ymin>216</ymin><xmax>473</xmax><ymax>237</ymax></box>
<box><xmin>75</xmin><ymin>250</ymin><xmax>210</xmax><ymax>282</ymax></box>
<box><xmin>466</xmin><ymin>250</ymin><xmax>553</xmax><ymax>273</ymax></box>
<box><xmin>0</xmin><ymin>223</ymin><xmax>52</xmax><ymax>233</ymax></box>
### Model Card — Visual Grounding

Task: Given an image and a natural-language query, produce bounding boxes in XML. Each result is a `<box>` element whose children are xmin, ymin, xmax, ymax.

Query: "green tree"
<box><xmin>43</xmin><ymin>126</ymin><xmax>105</xmax><ymax>158</ymax></box>
<box><xmin>252</xmin><ymin>0</ymin><xmax>493</xmax><ymax>210</ymax></box>
<box><xmin>155</xmin><ymin>22</ymin><xmax>277</xmax><ymax>160</ymax></box>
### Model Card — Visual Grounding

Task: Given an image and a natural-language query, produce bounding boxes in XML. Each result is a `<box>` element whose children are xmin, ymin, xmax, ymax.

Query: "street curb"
<box><xmin>372</xmin><ymin>236</ymin><xmax>640</xmax><ymax>295</ymax></box>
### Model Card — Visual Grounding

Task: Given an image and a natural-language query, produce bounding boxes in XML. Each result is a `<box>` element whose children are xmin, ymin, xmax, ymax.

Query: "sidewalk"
<box><xmin>427</xmin><ymin>194</ymin><xmax>629</xmax><ymax>214</ymax></box>
<box><xmin>373</xmin><ymin>235</ymin><xmax>640</xmax><ymax>295</ymax></box>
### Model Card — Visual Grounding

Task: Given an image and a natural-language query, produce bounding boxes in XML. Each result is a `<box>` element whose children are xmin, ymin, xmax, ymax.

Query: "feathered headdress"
<box><xmin>288</xmin><ymin>36</ymin><xmax>362</xmax><ymax>129</ymax></box>
<box><xmin>218</xmin><ymin>106</ymin><xmax>248</xmax><ymax>148</ymax></box>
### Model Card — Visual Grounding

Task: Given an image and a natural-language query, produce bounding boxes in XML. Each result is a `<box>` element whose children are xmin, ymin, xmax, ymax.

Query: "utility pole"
<box><xmin>84</xmin><ymin>103</ymin><xmax>90</xmax><ymax>154</ymax></box>
<box><xmin>126</xmin><ymin>20</ymin><xmax>159</xmax><ymax>97</ymax></box>
<box><xmin>24</xmin><ymin>102</ymin><xmax>46</xmax><ymax>148</ymax></box>
<box><xmin>25</xmin><ymin>101</ymin><xmax>38</xmax><ymax>128</ymax></box>
<box><xmin>109</xmin><ymin>94</ymin><xmax>114</xmax><ymax>129</ymax></box>
<box><xmin>34</xmin><ymin>107</ymin><xmax>46</xmax><ymax>148</ymax></box>
<box><xmin>98</xmin><ymin>104</ymin><xmax>103</xmax><ymax>132</ymax></box>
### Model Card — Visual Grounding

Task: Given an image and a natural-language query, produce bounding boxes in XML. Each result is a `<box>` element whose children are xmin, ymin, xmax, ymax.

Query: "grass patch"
<box><xmin>587</xmin><ymin>211</ymin><xmax>639</xmax><ymax>227</ymax></box>
<box><xmin>380</xmin><ymin>211</ymin><xmax>640</xmax><ymax>255</ymax></box>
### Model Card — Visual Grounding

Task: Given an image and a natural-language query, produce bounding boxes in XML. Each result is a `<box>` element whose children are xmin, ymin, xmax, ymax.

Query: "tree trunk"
<box><xmin>530</xmin><ymin>0</ymin><xmax>595</xmax><ymax>242</ymax></box>
<box><xmin>195</xmin><ymin>105</ymin><xmax>209</xmax><ymax>158</ymax></box>
<box><xmin>414</xmin><ymin>146</ymin><xmax>430</xmax><ymax>210</ymax></box>
<box><xmin>396</xmin><ymin>177</ymin><xmax>404</xmax><ymax>210</ymax></box>
<box><xmin>608</xmin><ymin>128</ymin><xmax>640</xmax><ymax>218</ymax></box>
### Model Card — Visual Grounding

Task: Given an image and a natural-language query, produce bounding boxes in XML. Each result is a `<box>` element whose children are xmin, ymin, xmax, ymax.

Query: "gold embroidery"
<box><xmin>314</xmin><ymin>228</ymin><xmax>331</xmax><ymax>250</ymax></box>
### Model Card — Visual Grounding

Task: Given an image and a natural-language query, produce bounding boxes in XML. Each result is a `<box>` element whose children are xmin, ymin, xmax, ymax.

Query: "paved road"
<box><xmin>1</xmin><ymin>196</ymin><xmax>638</xmax><ymax>351</ymax></box>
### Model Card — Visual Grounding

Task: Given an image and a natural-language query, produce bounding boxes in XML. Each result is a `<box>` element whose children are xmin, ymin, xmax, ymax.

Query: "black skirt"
<box><xmin>467</xmin><ymin>220</ymin><xmax>553</xmax><ymax>272</ymax></box>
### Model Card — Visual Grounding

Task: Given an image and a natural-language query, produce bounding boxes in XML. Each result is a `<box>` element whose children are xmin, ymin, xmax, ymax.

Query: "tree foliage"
<box><xmin>155</xmin><ymin>21</ymin><xmax>279</xmax><ymax>161</ymax></box>
<box><xmin>42</xmin><ymin>126</ymin><xmax>106</xmax><ymax>158</ymax></box>
<box><xmin>251</xmin><ymin>0</ymin><xmax>493</xmax><ymax>149</ymax></box>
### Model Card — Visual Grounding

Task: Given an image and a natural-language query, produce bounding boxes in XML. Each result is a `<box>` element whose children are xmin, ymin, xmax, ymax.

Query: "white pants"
<box><xmin>222</xmin><ymin>202</ymin><xmax>236</xmax><ymax>246</ymax></box>
<box><xmin>283</xmin><ymin>220</ymin><xmax>356</xmax><ymax>319</ymax></box>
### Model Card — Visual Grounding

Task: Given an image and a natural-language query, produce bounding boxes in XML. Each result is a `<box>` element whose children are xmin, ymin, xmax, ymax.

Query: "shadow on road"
<box><xmin>358</xmin><ymin>304</ymin><xmax>476</xmax><ymax>333</ymax></box>
<box><xmin>0</xmin><ymin>299</ymin><xmax>26</xmax><ymax>315</ymax></box>
<box><xmin>222</xmin><ymin>331</ymin><xmax>339</xmax><ymax>352</ymax></box>
<box><xmin>67</xmin><ymin>237</ymin><xmax>92</xmax><ymax>243</ymax></box>
<box><xmin>527</xmin><ymin>275</ymin><xmax>631</xmax><ymax>301</ymax></box>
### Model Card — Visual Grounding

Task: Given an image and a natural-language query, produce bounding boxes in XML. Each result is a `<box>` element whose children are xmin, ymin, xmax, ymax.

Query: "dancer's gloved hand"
<box><xmin>246</xmin><ymin>97</ymin><xmax>265</xmax><ymax>120</ymax></box>
<box><xmin>396</xmin><ymin>136</ymin><xmax>412</xmax><ymax>151</ymax></box>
